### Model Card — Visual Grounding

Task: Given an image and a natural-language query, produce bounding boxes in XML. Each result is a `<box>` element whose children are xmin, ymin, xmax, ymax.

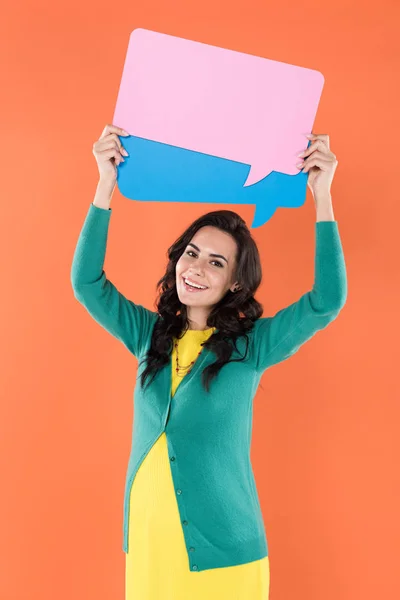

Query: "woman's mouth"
<box><xmin>182</xmin><ymin>276</ymin><xmax>209</xmax><ymax>293</ymax></box>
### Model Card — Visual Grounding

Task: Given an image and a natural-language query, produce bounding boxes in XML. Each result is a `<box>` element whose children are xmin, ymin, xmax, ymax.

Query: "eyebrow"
<box><xmin>187</xmin><ymin>242</ymin><xmax>228</xmax><ymax>264</ymax></box>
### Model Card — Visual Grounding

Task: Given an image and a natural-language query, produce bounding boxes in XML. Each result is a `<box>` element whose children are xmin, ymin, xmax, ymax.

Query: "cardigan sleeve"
<box><xmin>252</xmin><ymin>220</ymin><xmax>347</xmax><ymax>373</ymax></box>
<box><xmin>70</xmin><ymin>203</ymin><xmax>157</xmax><ymax>358</ymax></box>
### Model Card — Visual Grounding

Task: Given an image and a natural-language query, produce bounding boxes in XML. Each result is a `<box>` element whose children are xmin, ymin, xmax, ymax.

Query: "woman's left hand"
<box><xmin>296</xmin><ymin>133</ymin><xmax>338</xmax><ymax>200</ymax></box>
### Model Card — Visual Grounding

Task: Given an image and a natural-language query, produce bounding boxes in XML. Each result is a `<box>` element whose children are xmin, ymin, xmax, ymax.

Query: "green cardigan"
<box><xmin>71</xmin><ymin>203</ymin><xmax>347</xmax><ymax>572</ymax></box>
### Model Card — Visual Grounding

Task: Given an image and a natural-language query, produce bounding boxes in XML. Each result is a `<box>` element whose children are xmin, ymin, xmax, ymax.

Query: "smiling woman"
<box><xmin>71</xmin><ymin>195</ymin><xmax>346</xmax><ymax>600</ymax></box>
<box><xmin>140</xmin><ymin>208</ymin><xmax>263</xmax><ymax>387</ymax></box>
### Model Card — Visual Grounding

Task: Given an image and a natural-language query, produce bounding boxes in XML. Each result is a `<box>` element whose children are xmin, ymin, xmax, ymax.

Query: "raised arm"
<box><xmin>252</xmin><ymin>219</ymin><xmax>347</xmax><ymax>373</ymax></box>
<box><xmin>70</xmin><ymin>196</ymin><xmax>157</xmax><ymax>358</ymax></box>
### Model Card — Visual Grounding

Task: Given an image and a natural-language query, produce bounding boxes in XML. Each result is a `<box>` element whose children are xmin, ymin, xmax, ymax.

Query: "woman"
<box><xmin>71</xmin><ymin>124</ymin><xmax>346</xmax><ymax>599</ymax></box>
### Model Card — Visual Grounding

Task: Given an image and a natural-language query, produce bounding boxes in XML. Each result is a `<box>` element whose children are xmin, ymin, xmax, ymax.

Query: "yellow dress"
<box><xmin>125</xmin><ymin>327</ymin><xmax>270</xmax><ymax>599</ymax></box>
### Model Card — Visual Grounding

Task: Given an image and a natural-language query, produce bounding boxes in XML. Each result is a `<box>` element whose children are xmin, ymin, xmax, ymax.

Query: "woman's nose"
<box><xmin>189</xmin><ymin>259</ymin><xmax>206</xmax><ymax>272</ymax></box>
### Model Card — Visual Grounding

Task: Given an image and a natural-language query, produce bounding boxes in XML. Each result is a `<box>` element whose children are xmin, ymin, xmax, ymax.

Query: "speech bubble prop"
<box><xmin>115</xmin><ymin>135</ymin><xmax>312</xmax><ymax>228</ymax></box>
<box><xmin>113</xmin><ymin>28</ymin><xmax>324</xmax><ymax>188</ymax></box>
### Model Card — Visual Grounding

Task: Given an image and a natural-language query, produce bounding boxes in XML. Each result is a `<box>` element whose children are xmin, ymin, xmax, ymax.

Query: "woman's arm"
<box><xmin>70</xmin><ymin>182</ymin><xmax>157</xmax><ymax>358</ymax></box>
<box><xmin>252</xmin><ymin>201</ymin><xmax>347</xmax><ymax>373</ymax></box>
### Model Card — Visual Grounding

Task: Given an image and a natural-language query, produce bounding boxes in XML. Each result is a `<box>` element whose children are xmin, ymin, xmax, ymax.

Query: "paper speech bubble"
<box><xmin>113</xmin><ymin>28</ymin><xmax>324</xmax><ymax>188</ymax></box>
<box><xmin>113</xmin><ymin>135</ymin><xmax>312</xmax><ymax>228</ymax></box>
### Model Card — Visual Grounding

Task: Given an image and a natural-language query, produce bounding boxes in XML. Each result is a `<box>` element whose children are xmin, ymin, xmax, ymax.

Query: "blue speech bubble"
<box><xmin>116</xmin><ymin>136</ymin><xmax>311</xmax><ymax>228</ymax></box>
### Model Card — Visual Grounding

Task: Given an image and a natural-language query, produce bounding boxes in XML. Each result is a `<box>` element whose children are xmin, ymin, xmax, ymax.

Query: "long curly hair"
<box><xmin>139</xmin><ymin>209</ymin><xmax>265</xmax><ymax>393</ymax></box>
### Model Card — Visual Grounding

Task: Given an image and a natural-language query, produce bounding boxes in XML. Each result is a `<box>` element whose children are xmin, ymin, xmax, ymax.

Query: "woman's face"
<box><xmin>175</xmin><ymin>226</ymin><xmax>240</xmax><ymax>310</ymax></box>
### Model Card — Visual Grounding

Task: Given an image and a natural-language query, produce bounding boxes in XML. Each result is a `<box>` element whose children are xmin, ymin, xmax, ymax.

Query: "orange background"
<box><xmin>1</xmin><ymin>1</ymin><xmax>398</xmax><ymax>599</ymax></box>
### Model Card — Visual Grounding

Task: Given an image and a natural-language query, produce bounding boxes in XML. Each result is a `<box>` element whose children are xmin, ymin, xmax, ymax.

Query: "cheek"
<box><xmin>176</xmin><ymin>257</ymin><xmax>187</xmax><ymax>273</ymax></box>
<box><xmin>208</xmin><ymin>272</ymin><xmax>226</xmax><ymax>289</ymax></box>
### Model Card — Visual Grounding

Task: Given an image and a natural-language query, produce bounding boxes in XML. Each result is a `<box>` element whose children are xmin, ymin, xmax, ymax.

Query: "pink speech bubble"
<box><xmin>113</xmin><ymin>29</ymin><xmax>324</xmax><ymax>187</ymax></box>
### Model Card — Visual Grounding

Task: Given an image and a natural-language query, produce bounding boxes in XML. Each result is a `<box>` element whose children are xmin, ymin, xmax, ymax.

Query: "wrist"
<box><xmin>98</xmin><ymin>176</ymin><xmax>116</xmax><ymax>191</ymax></box>
<box><xmin>93</xmin><ymin>178</ymin><xmax>116</xmax><ymax>210</ymax></box>
<box><xmin>315</xmin><ymin>195</ymin><xmax>334</xmax><ymax>221</ymax></box>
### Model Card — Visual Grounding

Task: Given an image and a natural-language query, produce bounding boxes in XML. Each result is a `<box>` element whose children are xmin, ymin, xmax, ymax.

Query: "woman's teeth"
<box><xmin>183</xmin><ymin>278</ymin><xmax>208</xmax><ymax>292</ymax></box>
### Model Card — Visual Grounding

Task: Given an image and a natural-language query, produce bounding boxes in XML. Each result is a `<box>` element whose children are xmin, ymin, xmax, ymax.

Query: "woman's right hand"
<box><xmin>92</xmin><ymin>123</ymin><xmax>130</xmax><ymax>183</ymax></box>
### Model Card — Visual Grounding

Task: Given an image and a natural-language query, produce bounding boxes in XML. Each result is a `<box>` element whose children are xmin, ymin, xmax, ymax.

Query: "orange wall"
<box><xmin>1</xmin><ymin>2</ymin><xmax>398</xmax><ymax>599</ymax></box>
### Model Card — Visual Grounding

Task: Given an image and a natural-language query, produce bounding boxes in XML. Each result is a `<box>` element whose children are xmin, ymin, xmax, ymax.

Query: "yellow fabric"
<box><xmin>125</xmin><ymin>327</ymin><xmax>270</xmax><ymax>599</ymax></box>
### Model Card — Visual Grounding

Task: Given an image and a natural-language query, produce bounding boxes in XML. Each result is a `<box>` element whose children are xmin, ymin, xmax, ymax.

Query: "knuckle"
<box><xmin>112</xmin><ymin>133</ymin><xmax>122</xmax><ymax>147</ymax></box>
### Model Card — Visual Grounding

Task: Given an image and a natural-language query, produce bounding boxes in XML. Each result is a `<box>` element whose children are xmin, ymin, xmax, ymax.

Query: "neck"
<box><xmin>185</xmin><ymin>308</ymin><xmax>212</xmax><ymax>331</ymax></box>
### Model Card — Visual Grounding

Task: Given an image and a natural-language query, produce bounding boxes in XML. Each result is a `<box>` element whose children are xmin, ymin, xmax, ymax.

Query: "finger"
<box><xmin>306</xmin><ymin>133</ymin><xmax>330</xmax><ymax>150</ymax></box>
<box><xmin>104</xmin><ymin>148</ymin><xmax>125</xmax><ymax>164</ymax></box>
<box><xmin>300</xmin><ymin>157</ymin><xmax>335</xmax><ymax>173</ymax></box>
<box><xmin>299</xmin><ymin>139</ymin><xmax>331</xmax><ymax>160</ymax></box>
<box><xmin>100</xmin><ymin>123</ymin><xmax>130</xmax><ymax>139</ymax></box>
<box><xmin>302</xmin><ymin>150</ymin><xmax>337</xmax><ymax>165</ymax></box>
<box><xmin>97</xmin><ymin>144</ymin><xmax>125</xmax><ymax>160</ymax></box>
<box><xmin>97</xmin><ymin>134</ymin><xmax>126</xmax><ymax>155</ymax></box>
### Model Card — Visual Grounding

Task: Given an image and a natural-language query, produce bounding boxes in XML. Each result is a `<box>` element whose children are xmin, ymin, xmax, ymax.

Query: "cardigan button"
<box><xmin>170</xmin><ymin>456</ymin><xmax>175</xmax><ymax>462</ymax></box>
<box><xmin>189</xmin><ymin>547</ymin><xmax>195</xmax><ymax>552</ymax></box>
<box><xmin>192</xmin><ymin>565</ymin><xmax>198</xmax><ymax>571</ymax></box>
<box><xmin>176</xmin><ymin>489</ymin><xmax>182</xmax><ymax>495</ymax></box>
<box><xmin>182</xmin><ymin>520</ymin><xmax>188</xmax><ymax>526</ymax></box>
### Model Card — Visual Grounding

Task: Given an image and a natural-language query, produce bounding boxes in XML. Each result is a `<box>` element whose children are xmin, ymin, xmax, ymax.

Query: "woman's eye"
<box><xmin>186</xmin><ymin>250</ymin><xmax>222</xmax><ymax>268</ymax></box>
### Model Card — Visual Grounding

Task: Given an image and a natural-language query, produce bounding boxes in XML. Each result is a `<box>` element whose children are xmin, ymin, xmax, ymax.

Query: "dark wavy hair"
<box><xmin>139</xmin><ymin>209</ymin><xmax>265</xmax><ymax>393</ymax></box>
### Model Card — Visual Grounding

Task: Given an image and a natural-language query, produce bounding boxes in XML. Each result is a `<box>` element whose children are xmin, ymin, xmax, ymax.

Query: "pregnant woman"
<box><xmin>71</xmin><ymin>123</ymin><xmax>346</xmax><ymax>599</ymax></box>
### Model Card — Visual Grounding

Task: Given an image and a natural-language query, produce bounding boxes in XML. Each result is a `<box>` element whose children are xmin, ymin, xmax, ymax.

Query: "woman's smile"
<box><xmin>182</xmin><ymin>275</ymin><xmax>209</xmax><ymax>292</ymax></box>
